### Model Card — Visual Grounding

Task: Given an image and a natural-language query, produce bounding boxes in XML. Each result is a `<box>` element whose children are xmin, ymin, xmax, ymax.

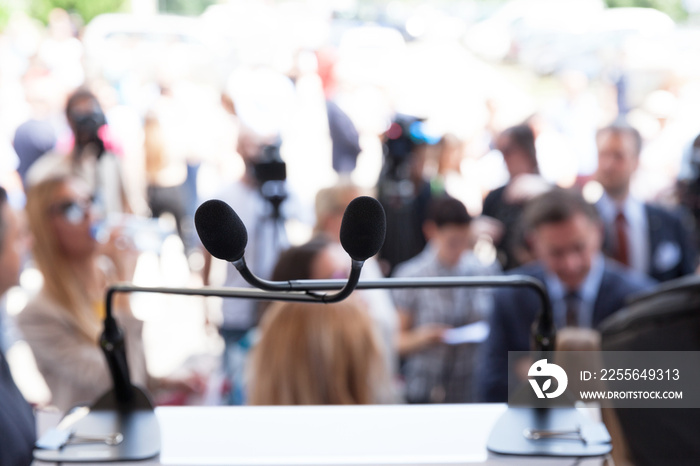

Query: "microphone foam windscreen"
<box><xmin>339</xmin><ymin>196</ymin><xmax>386</xmax><ymax>261</ymax></box>
<box><xmin>195</xmin><ymin>199</ymin><xmax>248</xmax><ymax>262</ymax></box>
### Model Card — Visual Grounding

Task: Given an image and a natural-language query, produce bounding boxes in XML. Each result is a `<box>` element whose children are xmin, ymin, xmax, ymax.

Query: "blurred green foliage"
<box><xmin>0</xmin><ymin>4</ymin><xmax>11</xmax><ymax>31</ymax></box>
<box><xmin>29</xmin><ymin>0</ymin><xmax>127</xmax><ymax>24</ymax></box>
<box><xmin>605</xmin><ymin>0</ymin><xmax>687</xmax><ymax>20</ymax></box>
<box><xmin>2</xmin><ymin>0</ymin><xmax>691</xmax><ymax>31</ymax></box>
<box><xmin>158</xmin><ymin>0</ymin><xmax>217</xmax><ymax>16</ymax></box>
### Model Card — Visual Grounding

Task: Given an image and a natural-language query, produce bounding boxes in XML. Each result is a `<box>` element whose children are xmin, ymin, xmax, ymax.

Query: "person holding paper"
<box><xmin>392</xmin><ymin>197</ymin><xmax>500</xmax><ymax>403</ymax></box>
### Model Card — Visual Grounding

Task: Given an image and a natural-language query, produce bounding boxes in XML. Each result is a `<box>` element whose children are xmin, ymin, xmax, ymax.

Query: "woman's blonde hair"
<box><xmin>248</xmin><ymin>299</ymin><xmax>386</xmax><ymax>405</ymax></box>
<box><xmin>25</xmin><ymin>175</ymin><xmax>102</xmax><ymax>342</ymax></box>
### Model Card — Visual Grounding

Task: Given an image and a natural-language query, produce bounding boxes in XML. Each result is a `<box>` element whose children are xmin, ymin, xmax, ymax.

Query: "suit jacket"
<box><xmin>644</xmin><ymin>204</ymin><xmax>696</xmax><ymax>282</ymax></box>
<box><xmin>477</xmin><ymin>260</ymin><xmax>655</xmax><ymax>402</ymax></box>
<box><xmin>482</xmin><ymin>185</ymin><xmax>527</xmax><ymax>271</ymax></box>
<box><xmin>600</xmin><ymin>202</ymin><xmax>696</xmax><ymax>283</ymax></box>
<box><xmin>0</xmin><ymin>350</ymin><xmax>35</xmax><ymax>466</ymax></box>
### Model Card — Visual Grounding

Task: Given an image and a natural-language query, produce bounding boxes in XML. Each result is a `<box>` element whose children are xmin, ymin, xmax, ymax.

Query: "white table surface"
<box><xmin>33</xmin><ymin>404</ymin><xmax>609</xmax><ymax>466</ymax></box>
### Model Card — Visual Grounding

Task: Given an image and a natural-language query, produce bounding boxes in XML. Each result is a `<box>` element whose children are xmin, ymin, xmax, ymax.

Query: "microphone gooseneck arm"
<box><xmin>231</xmin><ymin>257</ymin><xmax>295</xmax><ymax>291</ymax></box>
<box><xmin>311</xmin><ymin>260</ymin><xmax>363</xmax><ymax>303</ymax></box>
<box><xmin>100</xmin><ymin>312</ymin><xmax>134</xmax><ymax>403</ymax></box>
<box><xmin>232</xmin><ymin>257</ymin><xmax>365</xmax><ymax>303</ymax></box>
<box><xmin>532</xmin><ymin>303</ymin><xmax>556</xmax><ymax>353</ymax></box>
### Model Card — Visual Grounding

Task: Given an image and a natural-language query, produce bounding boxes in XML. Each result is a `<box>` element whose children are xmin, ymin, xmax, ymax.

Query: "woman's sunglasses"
<box><xmin>48</xmin><ymin>198</ymin><xmax>94</xmax><ymax>225</ymax></box>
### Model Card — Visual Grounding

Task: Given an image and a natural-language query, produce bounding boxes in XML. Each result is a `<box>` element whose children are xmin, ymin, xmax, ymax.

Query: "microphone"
<box><xmin>317</xmin><ymin>195</ymin><xmax>386</xmax><ymax>302</ymax></box>
<box><xmin>339</xmin><ymin>196</ymin><xmax>386</xmax><ymax>262</ymax></box>
<box><xmin>194</xmin><ymin>196</ymin><xmax>386</xmax><ymax>302</ymax></box>
<box><xmin>194</xmin><ymin>199</ymin><xmax>247</xmax><ymax>262</ymax></box>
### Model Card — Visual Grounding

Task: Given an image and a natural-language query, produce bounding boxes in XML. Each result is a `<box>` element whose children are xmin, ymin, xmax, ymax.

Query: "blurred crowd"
<box><xmin>3</xmin><ymin>2</ymin><xmax>700</xmax><ymax>463</ymax></box>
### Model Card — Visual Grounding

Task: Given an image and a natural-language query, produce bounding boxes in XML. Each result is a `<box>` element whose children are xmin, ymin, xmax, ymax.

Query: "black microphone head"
<box><xmin>339</xmin><ymin>196</ymin><xmax>386</xmax><ymax>261</ymax></box>
<box><xmin>195</xmin><ymin>199</ymin><xmax>248</xmax><ymax>262</ymax></box>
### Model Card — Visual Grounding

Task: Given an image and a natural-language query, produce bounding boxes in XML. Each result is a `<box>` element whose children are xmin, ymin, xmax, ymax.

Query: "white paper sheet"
<box><xmin>442</xmin><ymin>321</ymin><xmax>489</xmax><ymax>345</ymax></box>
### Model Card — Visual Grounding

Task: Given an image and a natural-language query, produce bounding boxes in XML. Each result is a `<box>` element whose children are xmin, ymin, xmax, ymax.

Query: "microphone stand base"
<box><xmin>33</xmin><ymin>385</ymin><xmax>160</xmax><ymax>463</ymax></box>
<box><xmin>486</xmin><ymin>406</ymin><xmax>612</xmax><ymax>457</ymax></box>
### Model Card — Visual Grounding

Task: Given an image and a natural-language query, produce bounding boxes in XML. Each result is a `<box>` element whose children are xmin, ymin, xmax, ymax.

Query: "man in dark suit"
<box><xmin>477</xmin><ymin>188</ymin><xmax>655</xmax><ymax>402</ymax></box>
<box><xmin>594</xmin><ymin>122</ymin><xmax>696</xmax><ymax>282</ymax></box>
<box><xmin>0</xmin><ymin>187</ymin><xmax>35</xmax><ymax>465</ymax></box>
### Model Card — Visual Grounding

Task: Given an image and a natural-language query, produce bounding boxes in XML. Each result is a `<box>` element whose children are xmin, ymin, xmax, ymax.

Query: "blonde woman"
<box><xmin>17</xmin><ymin>175</ymin><xmax>199</xmax><ymax>412</ymax></box>
<box><xmin>247</xmin><ymin>299</ymin><xmax>389</xmax><ymax>405</ymax></box>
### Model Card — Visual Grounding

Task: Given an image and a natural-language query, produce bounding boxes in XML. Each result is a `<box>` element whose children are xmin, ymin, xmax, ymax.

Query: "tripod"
<box><xmin>254</xmin><ymin>179</ymin><xmax>289</xmax><ymax>269</ymax></box>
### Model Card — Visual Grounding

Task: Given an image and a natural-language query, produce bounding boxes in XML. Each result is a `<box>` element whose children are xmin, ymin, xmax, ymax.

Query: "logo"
<box><xmin>528</xmin><ymin>359</ymin><xmax>568</xmax><ymax>399</ymax></box>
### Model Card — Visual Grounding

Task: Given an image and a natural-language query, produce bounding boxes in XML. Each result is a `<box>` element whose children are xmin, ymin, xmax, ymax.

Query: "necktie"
<box><xmin>614</xmin><ymin>210</ymin><xmax>629</xmax><ymax>266</ymax></box>
<box><xmin>565</xmin><ymin>291</ymin><xmax>581</xmax><ymax>327</ymax></box>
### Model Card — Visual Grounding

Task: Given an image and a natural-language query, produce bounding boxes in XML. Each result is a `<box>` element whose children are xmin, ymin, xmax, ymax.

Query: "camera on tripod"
<box><xmin>377</xmin><ymin>114</ymin><xmax>441</xmax><ymax>273</ymax></box>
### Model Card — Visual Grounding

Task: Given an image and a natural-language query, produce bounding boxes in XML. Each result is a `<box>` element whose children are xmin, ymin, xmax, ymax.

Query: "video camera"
<box><xmin>381</xmin><ymin>114</ymin><xmax>439</xmax><ymax>183</ymax></box>
<box><xmin>253</xmin><ymin>140</ymin><xmax>287</xmax><ymax>218</ymax></box>
<box><xmin>71</xmin><ymin>108</ymin><xmax>107</xmax><ymax>157</ymax></box>
<box><xmin>253</xmin><ymin>142</ymin><xmax>286</xmax><ymax>185</ymax></box>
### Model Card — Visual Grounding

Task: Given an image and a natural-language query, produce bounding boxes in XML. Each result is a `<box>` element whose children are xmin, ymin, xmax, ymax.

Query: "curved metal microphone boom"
<box><xmin>194</xmin><ymin>196</ymin><xmax>387</xmax><ymax>303</ymax></box>
<box><xmin>100</xmin><ymin>195</ymin><xmax>554</xmax><ymax>412</ymax></box>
